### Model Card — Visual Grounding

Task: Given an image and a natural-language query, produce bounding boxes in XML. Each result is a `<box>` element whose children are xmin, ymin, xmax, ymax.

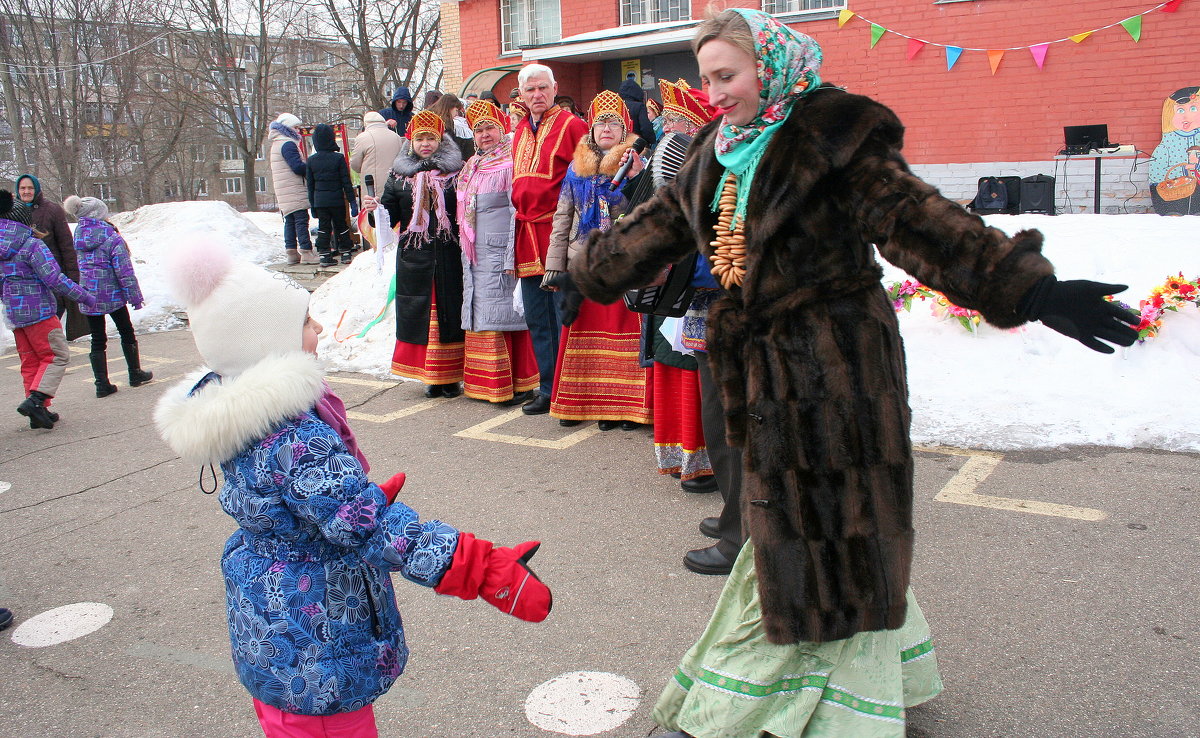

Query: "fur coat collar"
<box><xmin>571</xmin><ymin>136</ymin><xmax>637</xmax><ymax>178</ymax></box>
<box><xmin>392</xmin><ymin>134</ymin><xmax>465</xmax><ymax>178</ymax></box>
<box><xmin>154</xmin><ymin>352</ymin><xmax>326</xmax><ymax>465</ymax></box>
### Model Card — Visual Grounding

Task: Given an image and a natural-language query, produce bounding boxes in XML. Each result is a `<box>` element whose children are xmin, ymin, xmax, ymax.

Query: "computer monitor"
<box><xmin>1064</xmin><ymin>124</ymin><xmax>1110</xmax><ymax>154</ymax></box>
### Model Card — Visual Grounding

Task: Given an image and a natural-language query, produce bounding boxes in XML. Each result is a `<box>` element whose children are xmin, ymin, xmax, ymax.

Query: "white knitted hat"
<box><xmin>63</xmin><ymin>195</ymin><xmax>110</xmax><ymax>220</ymax></box>
<box><xmin>275</xmin><ymin>112</ymin><xmax>301</xmax><ymax>130</ymax></box>
<box><xmin>168</xmin><ymin>242</ymin><xmax>310</xmax><ymax>376</ymax></box>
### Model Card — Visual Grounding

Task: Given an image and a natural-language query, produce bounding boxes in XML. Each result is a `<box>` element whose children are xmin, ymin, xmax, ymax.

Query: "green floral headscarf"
<box><xmin>710</xmin><ymin>9</ymin><xmax>823</xmax><ymax>230</ymax></box>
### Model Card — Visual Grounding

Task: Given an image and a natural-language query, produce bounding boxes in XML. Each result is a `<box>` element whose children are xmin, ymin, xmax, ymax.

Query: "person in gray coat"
<box><xmin>455</xmin><ymin>101</ymin><xmax>539</xmax><ymax>405</ymax></box>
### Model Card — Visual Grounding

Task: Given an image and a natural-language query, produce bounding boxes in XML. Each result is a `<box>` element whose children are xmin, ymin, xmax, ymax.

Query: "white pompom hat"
<box><xmin>168</xmin><ymin>241</ymin><xmax>310</xmax><ymax>376</ymax></box>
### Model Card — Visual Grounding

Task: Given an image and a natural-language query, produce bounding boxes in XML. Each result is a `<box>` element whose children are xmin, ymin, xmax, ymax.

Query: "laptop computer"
<box><xmin>1064</xmin><ymin>124</ymin><xmax>1110</xmax><ymax>155</ymax></box>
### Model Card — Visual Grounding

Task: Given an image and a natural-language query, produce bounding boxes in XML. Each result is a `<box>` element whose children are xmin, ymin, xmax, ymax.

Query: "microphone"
<box><xmin>610</xmin><ymin>138</ymin><xmax>648</xmax><ymax>189</ymax></box>
<box><xmin>363</xmin><ymin>174</ymin><xmax>375</xmax><ymax>198</ymax></box>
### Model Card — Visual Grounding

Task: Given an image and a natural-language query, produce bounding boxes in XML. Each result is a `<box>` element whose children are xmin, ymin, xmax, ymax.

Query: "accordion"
<box><xmin>623</xmin><ymin>132</ymin><xmax>700</xmax><ymax>318</ymax></box>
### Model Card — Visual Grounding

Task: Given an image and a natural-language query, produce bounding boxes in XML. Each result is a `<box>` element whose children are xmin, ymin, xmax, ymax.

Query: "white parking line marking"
<box><xmin>11</xmin><ymin>602</ymin><xmax>114</xmax><ymax>647</ymax></box>
<box><xmin>525</xmin><ymin>671</ymin><xmax>641</xmax><ymax>735</ymax></box>
<box><xmin>455</xmin><ymin>408</ymin><xmax>602</xmax><ymax>449</ymax></box>
<box><xmin>347</xmin><ymin>397</ymin><xmax>443</xmax><ymax>423</ymax></box>
<box><xmin>918</xmin><ymin>445</ymin><xmax>1108</xmax><ymax>521</ymax></box>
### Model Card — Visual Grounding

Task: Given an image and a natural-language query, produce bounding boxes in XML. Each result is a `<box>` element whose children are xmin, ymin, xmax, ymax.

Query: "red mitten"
<box><xmin>377</xmin><ymin>472</ymin><xmax>406</xmax><ymax>504</ymax></box>
<box><xmin>435</xmin><ymin>533</ymin><xmax>552</xmax><ymax>622</ymax></box>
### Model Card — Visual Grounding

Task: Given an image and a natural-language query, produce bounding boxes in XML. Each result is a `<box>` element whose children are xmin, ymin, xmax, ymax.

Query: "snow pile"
<box><xmin>309</xmin><ymin>248</ymin><xmax>397</xmax><ymax>376</ymax></box>
<box><xmin>0</xmin><ymin>200</ymin><xmax>280</xmax><ymax>353</ymax></box>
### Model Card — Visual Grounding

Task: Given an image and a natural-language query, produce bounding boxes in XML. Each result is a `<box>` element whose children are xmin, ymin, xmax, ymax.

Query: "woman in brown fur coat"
<box><xmin>541</xmin><ymin>91</ymin><xmax>652</xmax><ymax>431</ymax></box>
<box><xmin>573</xmin><ymin>9</ymin><xmax>1137</xmax><ymax>738</ymax></box>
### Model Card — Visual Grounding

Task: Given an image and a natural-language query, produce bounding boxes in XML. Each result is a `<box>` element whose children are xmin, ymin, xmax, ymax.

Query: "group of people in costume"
<box><xmin>147</xmin><ymin>7</ymin><xmax>1145</xmax><ymax>737</ymax></box>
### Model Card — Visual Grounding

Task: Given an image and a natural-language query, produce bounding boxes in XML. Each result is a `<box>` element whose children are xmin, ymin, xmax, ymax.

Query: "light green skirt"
<box><xmin>654</xmin><ymin>540</ymin><xmax>943</xmax><ymax>738</ymax></box>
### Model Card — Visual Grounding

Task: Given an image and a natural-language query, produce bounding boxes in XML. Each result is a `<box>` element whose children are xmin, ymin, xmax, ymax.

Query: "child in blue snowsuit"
<box><xmin>155</xmin><ymin>243</ymin><xmax>550</xmax><ymax>737</ymax></box>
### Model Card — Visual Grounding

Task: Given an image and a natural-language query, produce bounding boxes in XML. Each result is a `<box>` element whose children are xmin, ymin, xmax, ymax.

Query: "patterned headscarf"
<box><xmin>710</xmin><ymin>8</ymin><xmax>823</xmax><ymax>231</ymax></box>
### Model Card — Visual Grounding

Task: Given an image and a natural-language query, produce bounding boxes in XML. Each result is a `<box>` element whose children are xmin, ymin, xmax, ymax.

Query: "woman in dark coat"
<box><xmin>367</xmin><ymin>110</ymin><xmax>465</xmax><ymax>398</ymax></box>
<box><xmin>574</xmin><ymin>10</ymin><xmax>1138</xmax><ymax>737</ymax></box>
<box><xmin>16</xmin><ymin>174</ymin><xmax>86</xmax><ymax>337</ymax></box>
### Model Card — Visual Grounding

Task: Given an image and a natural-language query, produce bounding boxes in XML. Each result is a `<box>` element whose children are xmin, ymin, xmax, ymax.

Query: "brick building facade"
<box><xmin>446</xmin><ymin>0</ymin><xmax>1195</xmax><ymax>212</ymax></box>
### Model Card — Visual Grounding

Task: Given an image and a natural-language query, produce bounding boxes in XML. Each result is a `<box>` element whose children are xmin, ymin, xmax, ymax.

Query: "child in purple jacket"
<box><xmin>0</xmin><ymin>190</ymin><xmax>96</xmax><ymax>429</ymax></box>
<box><xmin>64</xmin><ymin>195</ymin><xmax>153</xmax><ymax>397</ymax></box>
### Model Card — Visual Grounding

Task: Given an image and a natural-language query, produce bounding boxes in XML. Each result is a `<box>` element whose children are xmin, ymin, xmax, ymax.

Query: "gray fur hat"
<box><xmin>63</xmin><ymin>195</ymin><xmax>110</xmax><ymax>220</ymax></box>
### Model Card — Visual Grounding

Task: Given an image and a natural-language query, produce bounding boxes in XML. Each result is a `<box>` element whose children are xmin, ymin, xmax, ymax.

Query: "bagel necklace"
<box><xmin>709</xmin><ymin>174</ymin><xmax>746</xmax><ymax>289</ymax></box>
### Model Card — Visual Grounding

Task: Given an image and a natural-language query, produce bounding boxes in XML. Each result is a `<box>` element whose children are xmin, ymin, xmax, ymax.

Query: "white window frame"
<box><xmin>500</xmin><ymin>0</ymin><xmax>561</xmax><ymax>54</ymax></box>
<box><xmin>219</xmin><ymin>143</ymin><xmax>237</xmax><ymax>161</ymax></box>
<box><xmin>620</xmin><ymin>0</ymin><xmax>690</xmax><ymax>26</ymax></box>
<box><xmin>761</xmin><ymin>0</ymin><xmax>845</xmax><ymax>14</ymax></box>
<box><xmin>222</xmin><ymin>177</ymin><xmax>242</xmax><ymax>194</ymax></box>
<box><xmin>94</xmin><ymin>182</ymin><xmax>114</xmax><ymax>201</ymax></box>
<box><xmin>297</xmin><ymin>74</ymin><xmax>322</xmax><ymax>95</ymax></box>
<box><xmin>254</xmin><ymin>176</ymin><xmax>267</xmax><ymax>193</ymax></box>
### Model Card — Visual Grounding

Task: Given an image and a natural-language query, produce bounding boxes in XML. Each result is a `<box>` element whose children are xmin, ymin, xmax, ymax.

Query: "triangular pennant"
<box><xmin>838</xmin><ymin>9</ymin><xmax>856</xmax><ymax>27</ymax></box>
<box><xmin>946</xmin><ymin>46</ymin><xmax>963</xmax><ymax>71</ymax></box>
<box><xmin>1068</xmin><ymin>31</ymin><xmax>1093</xmax><ymax>43</ymax></box>
<box><xmin>1162</xmin><ymin>0</ymin><xmax>1182</xmax><ymax>12</ymax></box>
<box><xmin>870</xmin><ymin>24</ymin><xmax>886</xmax><ymax>48</ymax></box>
<box><xmin>1121</xmin><ymin>16</ymin><xmax>1143</xmax><ymax>42</ymax></box>
<box><xmin>987</xmin><ymin>49</ymin><xmax>1004</xmax><ymax>75</ymax></box>
<box><xmin>906</xmin><ymin>38</ymin><xmax>926</xmax><ymax>60</ymax></box>
<box><xmin>1029</xmin><ymin>43</ymin><xmax>1049</xmax><ymax>70</ymax></box>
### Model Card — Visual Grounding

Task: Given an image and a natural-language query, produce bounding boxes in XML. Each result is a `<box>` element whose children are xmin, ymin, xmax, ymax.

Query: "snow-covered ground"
<box><xmin>3</xmin><ymin>202</ymin><xmax>1198</xmax><ymax>451</ymax></box>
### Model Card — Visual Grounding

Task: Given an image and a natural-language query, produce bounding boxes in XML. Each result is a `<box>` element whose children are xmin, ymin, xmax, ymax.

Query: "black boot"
<box><xmin>121</xmin><ymin>341</ymin><xmax>153</xmax><ymax>387</ymax></box>
<box><xmin>90</xmin><ymin>351</ymin><xmax>119</xmax><ymax>397</ymax></box>
<box><xmin>17</xmin><ymin>390</ymin><xmax>56</xmax><ymax>429</ymax></box>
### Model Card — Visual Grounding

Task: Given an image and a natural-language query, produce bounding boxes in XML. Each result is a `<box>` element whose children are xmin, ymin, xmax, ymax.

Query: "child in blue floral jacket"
<box><xmin>154</xmin><ymin>243</ymin><xmax>550</xmax><ymax>737</ymax></box>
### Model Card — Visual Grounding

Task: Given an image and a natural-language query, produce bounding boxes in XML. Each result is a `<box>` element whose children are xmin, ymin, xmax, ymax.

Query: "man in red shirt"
<box><xmin>510</xmin><ymin>64</ymin><xmax>588</xmax><ymax>414</ymax></box>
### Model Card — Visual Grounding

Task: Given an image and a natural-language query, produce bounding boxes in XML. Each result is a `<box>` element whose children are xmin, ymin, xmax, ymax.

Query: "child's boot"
<box><xmin>17</xmin><ymin>391</ymin><xmax>56</xmax><ymax>429</ymax></box>
<box><xmin>121</xmin><ymin>340</ymin><xmax>154</xmax><ymax>387</ymax></box>
<box><xmin>90</xmin><ymin>351</ymin><xmax>119</xmax><ymax>397</ymax></box>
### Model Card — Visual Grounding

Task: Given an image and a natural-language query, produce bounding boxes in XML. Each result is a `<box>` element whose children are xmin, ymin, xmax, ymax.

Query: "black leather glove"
<box><xmin>1018</xmin><ymin>276</ymin><xmax>1139</xmax><ymax>354</ymax></box>
<box><xmin>558</xmin><ymin>274</ymin><xmax>584</xmax><ymax>326</ymax></box>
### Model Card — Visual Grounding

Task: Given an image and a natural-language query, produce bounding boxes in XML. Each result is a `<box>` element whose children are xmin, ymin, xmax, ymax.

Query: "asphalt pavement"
<box><xmin>0</xmin><ymin>327</ymin><xmax>1197</xmax><ymax>737</ymax></box>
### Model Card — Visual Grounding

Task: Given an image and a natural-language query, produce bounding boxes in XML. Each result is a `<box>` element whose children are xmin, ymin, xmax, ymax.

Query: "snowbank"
<box><xmin>0</xmin><ymin>200</ymin><xmax>281</xmax><ymax>354</ymax></box>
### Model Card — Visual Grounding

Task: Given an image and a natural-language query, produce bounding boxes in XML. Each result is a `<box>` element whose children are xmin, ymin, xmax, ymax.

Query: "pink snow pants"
<box><xmin>252</xmin><ymin>699</ymin><xmax>377</xmax><ymax>738</ymax></box>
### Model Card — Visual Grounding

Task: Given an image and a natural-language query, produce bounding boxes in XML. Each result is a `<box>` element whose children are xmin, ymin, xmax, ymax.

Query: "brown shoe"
<box><xmin>285</xmin><ymin>249</ymin><xmax>300</xmax><ymax>264</ymax></box>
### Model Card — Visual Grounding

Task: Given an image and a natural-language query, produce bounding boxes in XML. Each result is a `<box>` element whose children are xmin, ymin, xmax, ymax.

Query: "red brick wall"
<box><xmin>457</xmin><ymin>0</ymin><xmax>1194</xmax><ymax>165</ymax></box>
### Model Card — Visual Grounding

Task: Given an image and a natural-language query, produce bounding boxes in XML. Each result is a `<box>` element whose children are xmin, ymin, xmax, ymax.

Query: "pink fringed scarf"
<box><xmin>455</xmin><ymin>139</ymin><xmax>513</xmax><ymax>265</ymax></box>
<box><xmin>402</xmin><ymin>169</ymin><xmax>456</xmax><ymax>248</ymax></box>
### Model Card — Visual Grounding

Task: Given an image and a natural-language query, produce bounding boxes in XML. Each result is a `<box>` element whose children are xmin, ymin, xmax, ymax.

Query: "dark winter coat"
<box><xmin>378</xmin><ymin>87</ymin><xmax>413</xmax><ymax>136</ymax></box>
<box><xmin>73</xmin><ymin>217</ymin><xmax>144</xmax><ymax>316</ymax></box>
<box><xmin>573</xmin><ymin>85</ymin><xmax>1054</xmax><ymax>645</ymax></box>
<box><xmin>16</xmin><ymin>174</ymin><xmax>87</xmax><ymax>337</ymax></box>
<box><xmin>155</xmin><ymin>353</ymin><xmax>459</xmax><ymax>716</ymax></box>
<box><xmin>0</xmin><ymin>218</ymin><xmax>94</xmax><ymax>328</ymax></box>
<box><xmin>381</xmin><ymin>135</ymin><xmax>465</xmax><ymax>345</ymax></box>
<box><xmin>618</xmin><ymin>78</ymin><xmax>657</xmax><ymax>145</ymax></box>
<box><xmin>306</xmin><ymin>125</ymin><xmax>355</xmax><ymax>210</ymax></box>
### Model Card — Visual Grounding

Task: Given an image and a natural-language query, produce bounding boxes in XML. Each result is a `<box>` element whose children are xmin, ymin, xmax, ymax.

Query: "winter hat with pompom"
<box><xmin>0</xmin><ymin>190</ymin><xmax>33</xmax><ymax>227</ymax></box>
<box><xmin>63</xmin><ymin>195</ymin><xmax>109</xmax><ymax>220</ymax></box>
<box><xmin>168</xmin><ymin>241</ymin><xmax>311</xmax><ymax>376</ymax></box>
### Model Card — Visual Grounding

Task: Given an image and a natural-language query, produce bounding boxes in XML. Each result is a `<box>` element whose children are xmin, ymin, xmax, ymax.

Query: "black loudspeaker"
<box><xmin>1020</xmin><ymin>174</ymin><xmax>1056</xmax><ymax>215</ymax></box>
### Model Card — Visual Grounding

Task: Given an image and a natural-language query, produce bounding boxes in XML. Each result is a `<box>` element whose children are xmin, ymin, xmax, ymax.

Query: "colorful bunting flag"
<box><xmin>1029</xmin><ymin>43</ymin><xmax>1049</xmax><ymax>69</ymax></box>
<box><xmin>1120</xmin><ymin>16</ymin><xmax>1143</xmax><ymax>41</ymax></box>
<box><xmin>838</xmin><ymin>1</ymin><xmax>1176</xmax><ymax>75</ymax></box>
<box><xmin>946</xmin><ymin>46</ymin><xmax>963</xmax><ymax>71</ymax></box>
<box><xmin>870</xmin><ymin>24</ymin><xmax>886</xmax><ymax>48</ymax></box>
<box><xmin>987</xmin><ymin>50</ymin><xmax>1004</xmax><ymax>75</ymax></box>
